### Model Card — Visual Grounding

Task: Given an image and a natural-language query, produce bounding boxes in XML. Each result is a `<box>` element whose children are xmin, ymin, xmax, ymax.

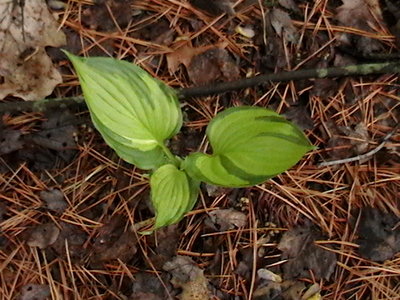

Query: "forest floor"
<box><xmin>0</xmin><ymin>0</ymin><xmax>400</xmax><ymax>299</ymax></box>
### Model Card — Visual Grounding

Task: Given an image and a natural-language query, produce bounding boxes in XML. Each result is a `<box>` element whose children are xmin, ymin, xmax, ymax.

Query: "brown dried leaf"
<box><xmin>148</xmin><ymin>224</ymin><xmax>181</xmax><ymax>269</ymax></box>
<box><xmin>270</xmin><ymin>8</ymin><xmax>298</xmax><ymax>43</ymax></box>
<box><xmin>254</xmin><ymin>280</ymin><xmax>305</xmax><ymax>300</ymax></box>
<box><xmin>27</xmin><ymin>223</ymin><xmax>60</xmax><ymax>249</ymax></box>
<box><xmin>0</xmin><ymin>0</ymin><xmax>66</xmax><ymax>100</ymax></box>
<box><xmin>336</xmin><ymin>0</ymin><xmax>383</xmax><ymax>55</ymax></box>
<box><xmin>190</xmin><ymin>0</ymin><xmax>235</xmax><ymax>16</ymax></box>
<box><xmin>325</xmin><ymin>122</ymin><xmax>370</xmax><ymax>160</ymax></box>
<box><xmin>187</xmin><ymin>48</ymin><xmax>240</xmax><ymax>85</ymax></box>
<box><xmin>357</xmin><ymin>207</ymin><xmax>400</xmax><ymax>262</ymax></box>
<box><xmin>277</xmin><ymin>224</ymin><xmax>336</xmax><ymax>280</ymax></box>
<box><xmin>166</xmin><ymin>44</ymin><xmax>217</xmax><ymax>73</ymax></box>
<box><xmin>130</xmin><ymin>272</ymin><xmax>172</xmax><ymax>300</ymax></box>
<box><xmin>0</xmin><ymin>128</ymin><xmax>23</xmax><ymax>155</ymax></box>
<box><xmin>209</xmin><ymin>208</ymin><xmax>247</xmax><ymax>231</ymax></box>
<box><xmin>163</xmin><ymin>256</ymin><xmax>211</xmax><ymax>300</ymax></box>
<box><xmin>51</xmin><ymin>223</ymin><xmax>87</xmax><ymax>262</ymax></box>
<box><xmin>29</xmin><ymin>109</ymin><xmax>78</xmax><ymax>162</ymax></box>
<box><xmin>336</xmin><ymin>0</ymin><xmax>382</xmax><ymax>30</ymax></box>
<box><xmin>20</xmin><ymin>284</ymin><xmax>50</xmax><ymax>300</ymax></box>
<box><xmin>283</xmin><ymin>103</ymin><xmax>314</xmax><ymax>131</ymax></box>
<box><xmin>91</xmin><ymin>215</ymin><xmax>137</xmax><ymax>263</ymax></box>
<box><xmin>83</xmin><ymin>0</ymin><xmax>132</xmax><ymax>31</ymax></box>
<box><xmin>167</xmin><ymin>43</ymin><xmax>239</xmax><ymax>85</ymax></box>
<box><xmin>40</xmin><ymin>188</ymin><xmax>67</xmax><ymax>213</ymax></box>
<box><xmin>278</xmin><ymin>0</ymin><xmax>300</xmax><ymax>12</ymax></box>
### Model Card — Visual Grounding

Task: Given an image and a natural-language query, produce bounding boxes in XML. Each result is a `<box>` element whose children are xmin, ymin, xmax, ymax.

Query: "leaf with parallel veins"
<box><xmin>183</xmin><ymin>106</ymin><xmax>314</xmax><ymax>187</ymax></box>
<box><xmin>64</xmin><ymin>51</ymin><xmax>182</xmax><ymax>169</ymax></box>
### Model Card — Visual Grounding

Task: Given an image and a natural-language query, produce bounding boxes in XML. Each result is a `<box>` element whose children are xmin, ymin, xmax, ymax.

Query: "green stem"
<box><xmin>160</xmin><ymin>143</ymin><xmax>180</xmax><ymax>166</ymax></box>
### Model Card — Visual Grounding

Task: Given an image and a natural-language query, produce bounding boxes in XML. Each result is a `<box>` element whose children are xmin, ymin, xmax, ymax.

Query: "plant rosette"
<box><xmin>64</xmin><ymin>51</ymin><xmax>314</xmax><ymax>232</ymax></box>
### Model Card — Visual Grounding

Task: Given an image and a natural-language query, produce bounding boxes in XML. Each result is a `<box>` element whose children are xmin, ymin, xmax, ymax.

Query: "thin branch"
<box><xmin>178</xmin><ymin>61</ymin><xmax>400</xmax><ymax>99</ymax></box>
<box><xmin>1</xmin><ymin>61</ymin><xmax>400</xmax><ymax>113</ymax></box>
<box><xmin>318</xmin><ymin>121</ymin><xmax>400</xmax><ymax>167</ymax></box>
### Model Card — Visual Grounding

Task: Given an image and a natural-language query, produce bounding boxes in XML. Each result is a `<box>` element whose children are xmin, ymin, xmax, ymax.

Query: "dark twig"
<box><xmin>1</xmin><ymin>61</ymin><xmax>400</xmax><ymax>113</ymax></box>
<box><xmin>178</xmin><ymin>61</ymin><xmax>400</xmax><ymax>99</ymax></box>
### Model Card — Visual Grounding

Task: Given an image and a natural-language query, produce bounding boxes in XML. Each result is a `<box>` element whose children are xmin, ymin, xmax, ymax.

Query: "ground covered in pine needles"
<box><xmin>0</xmin><ymin>0</ymin><xmax>400</xmax><ymax>299</ymax></box>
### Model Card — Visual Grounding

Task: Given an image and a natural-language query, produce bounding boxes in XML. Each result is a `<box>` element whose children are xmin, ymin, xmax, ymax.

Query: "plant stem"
<box><xmin>160</xmin><ymin>143</ymin><xmax>180</xmax><ymax>166</ymax></box>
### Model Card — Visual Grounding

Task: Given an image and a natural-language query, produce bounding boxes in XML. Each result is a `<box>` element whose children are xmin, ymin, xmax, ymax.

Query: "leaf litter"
<box><xmin>163</xmin><ymin>255</ymin><xmax>211</xmax><ymax>300</ymax></box>
<box><xmin>0</xmin><ymin>109</ymin><xmax>78</xmax><ymax>170</ymax></box>
<box><xmin>208</xmin><ymin>208</ymin><xmax>247</xmax><ymax>231</ymax></box>
<box><xmin>167</xmin><ymin>42</ymin><xmax>240</xmax><ymax>85</ymax></box>
<box><xmin>39</xmin><ymin>188</ymin><xmax>67</xmax><ymax>213</ymax></box>
<box><xmin>0</xmin><ymin>0</ymin><xmax>66</xmax><ymax>100</ymax></box>
<box><xmin>91</xmin><ymin>215</ymin><xmax>138</xmax><ymax>264</ymax></box>
<box><xmin>335</xmin><ymin>0</ymin><xmax>384</xmax><ymax>55</ymax></box>
<box><xmin>20</xmin><ymin>284</ymin><xmax>51</xmax><ymax>300</ymax></box>
<box><xmin>26</xmin><ymin>223</ymin><xmax>60</xmax><ymax>249</ymax></box>
<box><xmin>1</xmin><ymin>0</ymin><xmax>400</xmax><ymax>299</ymax></box>
<box><xmin>356</xmin><ymin>206</ymin><xmax>400</xmax><ymax>262</ymax></box>
<box><xmin>277</xmin><ymin>223</ymin><xmax>337</xmax><ymax>280</ymax></box>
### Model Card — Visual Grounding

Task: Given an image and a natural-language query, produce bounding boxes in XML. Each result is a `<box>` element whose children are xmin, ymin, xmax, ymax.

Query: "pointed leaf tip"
<box><xmin>64</xmin><ymin>52</ymin><xmax>182</xmax><ymax>169</ymax></box>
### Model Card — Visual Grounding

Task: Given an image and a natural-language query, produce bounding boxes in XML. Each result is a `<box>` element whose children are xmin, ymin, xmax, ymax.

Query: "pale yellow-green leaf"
<box><xmin>64</xmin><ymin>51</ymin><xmax>182</xmax><ymax>169</ymax></box>
<box><xmin>150</xmin><ymin>164</ymin><xmax>199</xmax><ymax>230</ymax></box>
<box><xmin>183</xmin><ymin>106</ymin><xmax>314</xmax><ymax>187</ymax></box>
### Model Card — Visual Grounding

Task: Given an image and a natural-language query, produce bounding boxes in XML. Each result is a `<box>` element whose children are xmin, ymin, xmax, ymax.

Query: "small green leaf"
<box><xmin>64</xmin><ymin>51</ymin><xmax>182</xmax><ymax>169</ymax></box>
<box><xmin>183</xmin><ymin>106</ymin><xmax>314</xmax><ymax>187</ymax></box>
<box><xmin>150</xmin><ymin>164</ymin><xmax>199</xmax><ymax>230</ymax></box>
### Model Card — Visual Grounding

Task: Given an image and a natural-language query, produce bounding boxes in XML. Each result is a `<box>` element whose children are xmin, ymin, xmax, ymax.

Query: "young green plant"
<box><xmin>64</xmin><ymin>51</ymin><xmax>314</xmax><ymax>231</ymax></box>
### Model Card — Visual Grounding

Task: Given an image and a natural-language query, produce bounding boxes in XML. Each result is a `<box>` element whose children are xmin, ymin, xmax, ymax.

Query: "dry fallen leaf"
<box><xmin>277</xmin><ymin>224</ymin><xmax>337</xmax><ymax>280</ymax></box>
<box><xmin>0</xmin><ymin>0</ymin><xmax>66</xmax><ymax>100</ymax></box>
<box><xmin>325</xmin><ymin>122</ymin><xmax>370</xmax><ymax>161</ymax></box>
<box><xmin>167</xmin><ymin>43</ymin><xmax>239</xmax><ymax>85</ymax></box>
<box><xmin>336</xmin><ymin>0</ymin><xmax>384</xmax><ymax>55</ymax></box>
<box><xmin>27</xmin><ymin>223</ymin><xmax>60</xmax><ymax>249</ymax></box>
<box><xmin>0</xmin><ymin>128</ymin><xmax>23</xmax><ymax>155</ymax></box>
<box><xmin>188</xmin><ymin>48</ymin><xmax>240</xmax><ymax>85</ymax></box>
<box><xmin>163</xmin><ymin>255</ymin><xmax>211</xmax><ymax>300</ymax></box>
<box><xmin>166</xmin><ymin>44</ymin><xmax>218</xmax><ymax>73</ymax></box>
<box><xmin>51</xmin><ymin>222</ymin><xmax>87</xmax><ymax>262</ymax></box>
<box><xmin>91</xmin><ymin>215</ymin><xmax>137</xmax><ymax>263</ymax></box>
<box><xmin>278</xmin><ymin>0</ymin><xmax>300</xmax><ymax>12</ymax></box>
<box><xmin>254</xmin><ymin>280</ymin><xmax>305</xmax><ymax>300</ymax></box>
<box><xmin>20</xmin><ymin>284</ymin><xmax>51</xmax><ymax>300</ymax></box>
<box><xmin>40</xmin><ymin>188</ymin><xmax>67</xmax><ymax>213</ymax></box>
<box><xmin>148</xmin><ymin>224</ymin><xmax>181</xmax><ymax>269</ymax></box>
<box><xmin>189</xmin><ymin>0</ymin><xmax>235</xmax><ymax>16</ymax></box>
<box><xmin>82</xmin><ymin>0</ymin><xmax>132</xmax><ymax>31</ymax></box>
<box><xmin>357</xmin><ymin>207</ymin><xmax>400</xmax><ymax>262</ymax></box>
<box><xmin>130</xmin><ymin>272</ymin><xmax>172</xmax><ymax>300</ymax></box>
<box><xmin>209</xmin><ymin>208</ymin><xmax>247</xmax><ymax>231</ymax></box>
<box><xmin>270</xmin><ymin>8</ymin><xmax>299</xmax><ymax>44</ymax></box>
<box><xmin>29</xmin><ymin>109</ymin><xmax>78</xmax><ymax>162</ymax></box>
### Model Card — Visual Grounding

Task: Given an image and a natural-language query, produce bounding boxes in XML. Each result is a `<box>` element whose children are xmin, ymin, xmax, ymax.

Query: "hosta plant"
<box><xmin>64</xmin><ymin>51</ymin><xmax>314</xmax><ymax>231</ymax></box>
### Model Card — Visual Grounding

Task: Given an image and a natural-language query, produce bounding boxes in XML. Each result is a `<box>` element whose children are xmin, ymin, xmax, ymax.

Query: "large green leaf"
<box><xmin>150</xmin><ymin>164</ymin><xmax>199</xmax><ymax>230</ymax></box>
<box><xmin>64</xmin><ymin>51</ymin><xmax>182</xmax><ymax>169</ymax></box>
<box><xmin>182</xmin><ymin>106</ymin><xmax>314</xmax><ymax>187</ymax></box>
<box><xmin>91</xmin><ymin>112</ymin><xmax>167</xmax><ymax>169</ymax></box>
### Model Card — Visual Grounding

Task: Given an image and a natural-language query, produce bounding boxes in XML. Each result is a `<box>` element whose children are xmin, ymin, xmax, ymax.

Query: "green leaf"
<box><xmin>182</xmin><ymin>106</ymin><xmax>314</xmax><ymax>187</ymax></box>
<box><xmin>91</xmin><ymin>112</ymin><xmax>167</xmax><ymax>169</ymax></box>
<box><xmin>150</xmin><ymin>164</ymin><xmax>199</xmax><ymax>230</ymax></box>
<box><xmin>64</xmin><ymin>51</ymin><xmax>182</xmax><ymax>169</ymax></box>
